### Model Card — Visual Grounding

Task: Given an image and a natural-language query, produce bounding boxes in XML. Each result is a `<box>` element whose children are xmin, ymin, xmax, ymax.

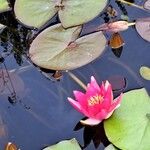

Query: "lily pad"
<box><xmin>144</xmin><ymin>0</ymin><xmax>150</xmax><ymax>10</ymax></box>
<box><xmin>0</xmin><ymin>0</ymin><xmax>10</xmax><ymax>13</ymax></box>
<box><xmin>29</xmin><ymin>24</ymin><xmax>107</xmax><ymax>70</ymax></box>
<box><xmin>140</xmin><ymin>66</ymin><xmax>150</xmax><ymax>80</ymax></box>
<box><xmin>104</xmin><ymin>144</ymin><xmax>117</xmax><ymax>150</ymax></box>
<box><xmin>43</xmin><ymin>138</ymin><xmax>81</xmax><ymax>150</ymax></box>
<box><xmin>104</xmin><ymin>88</ymin><xmax>150</xmax><ymax>150</ymax></box>
<box><xmin>59</xmin><ymin>0</ymin><xmax>108</xmax><ymax>28</ymax></box>
<box><xmin>14</xmin><ymin>0</ymin><xmax>107</xmax><ymax>28</ymax></box>
<box><xmin>14</xmin><ymin>0</ymin><xmax>58</xmax><ymax>28</ymax></box>
<box><xmin>136</xmin><ymin>18</ymin><xmax>150</xmax><ymax>42</ymax></box>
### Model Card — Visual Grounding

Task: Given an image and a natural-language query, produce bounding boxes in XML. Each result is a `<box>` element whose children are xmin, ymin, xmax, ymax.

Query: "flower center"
<box><xmin>88</xmin><ymin>94</ymin><xmax>104</xmax><ymax>106</ymax></box>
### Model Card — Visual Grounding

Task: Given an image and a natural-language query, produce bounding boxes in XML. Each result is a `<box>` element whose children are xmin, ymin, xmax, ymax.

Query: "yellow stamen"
<box><xmin>88</xmin><ymin>94</ymin><xmax>104</xmax><ymax>106</ymax></box>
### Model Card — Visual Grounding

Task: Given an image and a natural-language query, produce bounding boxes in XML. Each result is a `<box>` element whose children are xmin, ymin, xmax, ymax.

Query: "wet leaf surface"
<box><xmin>104</xmin><ymin>88</ymin><xmax>150</xmax><ymax>150</ymax></box>
<box><xmin>29</xmin><ymin>24</ymin><xmax>107</xmax><ymax>70</ymax></box>
<box><xmin>43</xmin><ymin>138</ymin><xmax>81</xmax><ymax>150</ymax></box>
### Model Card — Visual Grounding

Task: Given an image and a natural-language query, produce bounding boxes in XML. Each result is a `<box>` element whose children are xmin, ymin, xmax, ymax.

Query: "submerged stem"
<box><xmin>67</xmin><ymin>71</ymin><xmax>87</xmax><ymax>90</ymax></box>
<box><xmin>117</xmin><ymin>0</ymin><xmax>145</xmax><ymax>10</ymax></box>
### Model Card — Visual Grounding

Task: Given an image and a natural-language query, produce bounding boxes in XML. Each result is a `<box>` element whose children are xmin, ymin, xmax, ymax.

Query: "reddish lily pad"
<box><xmin>136</xmin><ymin>18</ymin><xmax>150</xmax><ymax>42</ymax></box>
<box><xmin>104</xmin><ymin>88</ymin><xmax>150</xmax><ymax>150</ymax></box>
<box><xmin>143</xmin><ymin>0</ymin><xmax>150</xmax><ymax>10</ymax></box>
<box><xmin>29</xmin><ymin>24</ymin><xmax>107</xmax><ymax>70</ymax></box>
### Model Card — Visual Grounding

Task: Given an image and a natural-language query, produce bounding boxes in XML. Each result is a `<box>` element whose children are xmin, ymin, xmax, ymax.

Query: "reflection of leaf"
<box><xmin>104</xmin><ymin>88</ymin><xmax>150</xmax><ymax>150</ymax></box>
<box><xmin>29</xmin><ymin>24</ymin><xmax>107</xmax><ymax>70</ymax></box>
<box><xmin>14</xmin><ymin>0</ymin><xmax>107</xmax><ymax>28</ymax></box>
<box><xmin>0</xmin><ymin>0</ymin><xmax>10</xmax><ymax>13</ymax></box>
<box><xmin>43</xmin><ymin>138</ymin><xmax>81</xmax><ymax>150</ymax></box>
<box><xmin>140</xmin><ymin>66</ymin><xmax>150</xmax><ymax>80</ymax></box>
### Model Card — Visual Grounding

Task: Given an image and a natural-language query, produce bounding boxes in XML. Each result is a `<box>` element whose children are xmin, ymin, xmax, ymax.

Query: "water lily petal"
<box><xmin>80</xmin><ymin>118</ymin><xmax>101</xmax><ymax>126</ymax></box>
<box><xmin>68</xmin><ymin>97</ymin><xmax>82</xmax><ymax>113</ymax></box>
<box><xmin>109</xmin><ymin>93</ymin><xmax>123</xmax><ymax>112</ymax></box>
<box><xmin>95</xmin><ymin>109</ymin><xmax>108</xmax><ymax>120</ymax></box>
<box><xmin>90</xmin><ymin>76</ymin><xmax>100</xmax><ymax>91</ymax></box>
<box><xmin>73</xmin><ymin>90</ymin><xmax>87</xmax><ymax>109</ymax></box>
<box><xmin>101</xmin><ymin>81</ymin><xmax>113</xmax><ymax>109</ymax></box>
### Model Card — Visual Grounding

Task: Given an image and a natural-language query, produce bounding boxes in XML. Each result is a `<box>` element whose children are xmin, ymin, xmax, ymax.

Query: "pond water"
<box><xmin>0</xmin><ymin>0</ymin><xmax>150</xmax><ymax>150</ymax></box>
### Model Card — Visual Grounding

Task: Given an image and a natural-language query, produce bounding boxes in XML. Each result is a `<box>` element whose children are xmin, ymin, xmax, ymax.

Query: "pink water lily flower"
<box><xmin>68</xmin><ymin>76</ymin><xmax>123</xmax><ymax>126</ymax></box>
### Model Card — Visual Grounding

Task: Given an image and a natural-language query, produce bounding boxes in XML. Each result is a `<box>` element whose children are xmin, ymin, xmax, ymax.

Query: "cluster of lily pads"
<box><xmin>0</xmin><ymin>0</ymin><xmax>150</xmax><ymax>150</ymax></box>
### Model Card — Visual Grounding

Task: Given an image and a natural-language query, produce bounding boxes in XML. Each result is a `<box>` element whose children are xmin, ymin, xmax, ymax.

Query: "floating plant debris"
<box><xmin>5</xmin><ymin>142</ymin><xmax>19</xmax><ymax>150</ymax></box>
<box><xmin>109</xmin><ymin>32</ymin><xmax>124</xmax><ymax>49</ymax></box>
<box><xmin>136</xmin><ymin>17</ymin><xmax>150</xmax><ymax>42</ymax></box>
<box><xmin>140</xmin><ymin>66</ymin><xmax>150</xmax><ymax>80</ymax></box>
<box><xmin>14</xmin><ymin>0</ymin><xmax>108</xmax><ymax>28</ymax></box>
<box><xmin>43</xmin><ymin>138</ymin><xmax>81</xmax><ymax>150</ymax></box>
<box><xmin>104</xmin><ymin>88</ymin><xmax>150</xmax><ymax>150</ymax></box>
<box><xmin>29</xmin><ymin>24</ymin><xmax>107</xmax><ymax>70</ymax></box>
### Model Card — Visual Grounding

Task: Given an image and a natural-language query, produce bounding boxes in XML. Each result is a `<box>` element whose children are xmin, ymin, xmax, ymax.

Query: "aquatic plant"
<box><xmin>68</xmin><ymin>76</ymin><xmax>123</xmax><ymax>125</ymax></box>
<box><xmin>29</xmin><ymin>24</ymin><xmax>107</xmax><ymax>70</ymax></box>
<box><xmin>14</xmin><ymin>0</ymin><xmax>108</xmax><ymax>28</ymax></box>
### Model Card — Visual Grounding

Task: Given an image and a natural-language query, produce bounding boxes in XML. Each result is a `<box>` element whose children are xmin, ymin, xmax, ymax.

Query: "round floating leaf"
<box><xmin>136</xmin><ymin>18</ymin><xmax>150</xmax><ymax>42</ymax></box>
<box><xmin>104</xmin><ymin>144</ymin><xmax>117</xmax><ymax>150</ymax></box>
<box><xmin>43</xmin><ymin>138</ymin><xmax>81</xmax><ymax>150</ymax></box>
<box><xmin>104</xmin><ymin>88</ymin><xmax>150</xmax><ymax>150</ymax></box>
<box><xmin>144</xmin><ymin>0</ymin><xmax>150</xmax><ymax>10</ymax></box>
<box><xmin>0</xmin><ymin>0</ymin><xmax>10</xmax><ymax>13</ymax></box>
<box><xmin>29</xmin><ymin>24</ymin><xmax>107</xmax><ymax>70</ymax></box>
<box><xmin>14</xmin><ymin>0</ymin><xmax>58</xmax><ymax>28</ymax></box>
<box><xmin>59</xmin><ymin>0</ymin><xmax>108</xmax><ymax>28</ymax></box>
<box><xmin>140</xmin><ymin>66</ymin><xmax>150</xmax><ymax>80</ymax></box>
<box><xmin>14</xmin><ymin>0</ymin><xmax>107</xmax><ymax>28</ymax></box>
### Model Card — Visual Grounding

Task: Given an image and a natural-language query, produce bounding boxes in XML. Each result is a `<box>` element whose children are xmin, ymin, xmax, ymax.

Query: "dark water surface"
<box><xmin>0</xmin><ymin>0</ymin><xmax>150</xmax><ymax>150</ymax></box>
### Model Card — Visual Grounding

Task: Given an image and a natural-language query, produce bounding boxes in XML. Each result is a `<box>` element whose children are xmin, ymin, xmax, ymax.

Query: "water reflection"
<box><xmin>0</xmin><ymin>0</ymin><xmax>150</xmax><ymax>150</ymax></box>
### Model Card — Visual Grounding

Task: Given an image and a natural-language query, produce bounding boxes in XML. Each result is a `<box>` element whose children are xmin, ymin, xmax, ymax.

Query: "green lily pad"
<box><xmin>104</xmin><ymin>88</ymin><xmax>150</xmax><ymax>150</ymax></box>
<box><xmin>14</xmin><ymin>0</ymin><xmax>107</xmax><ymax>28</ymax></box>
<box><xmin>43</xmin><ymin>138</ymin><xmax>81</xmax><ymax>150</ymax></box>
<box><xmin>104</xmin><ymin>144</ymin><xmax>117</xmax><ymax>150</ymax></box>
<box><xmin>59</xmin><ymin>0</ymin><xmax>108</xmax><ymax>28</ymax></box>
<box><xmin>14</xmin><ymin>0</ymin><xmax>58</xmax><ymax>28</ymax></box>
<box><xmin>29</xmin><ymin>24</ymin><xmax>107</xmax><ymax>70</ymax></box>
<box><xmin>0</xmin><ymin>0</ymin><xmax>10</xmax><ymax>13</ymax></box>
<box><xmin>140</xmin><ymin>66</ymin><xmax>150</xmax><ymax>80</ymax></box>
